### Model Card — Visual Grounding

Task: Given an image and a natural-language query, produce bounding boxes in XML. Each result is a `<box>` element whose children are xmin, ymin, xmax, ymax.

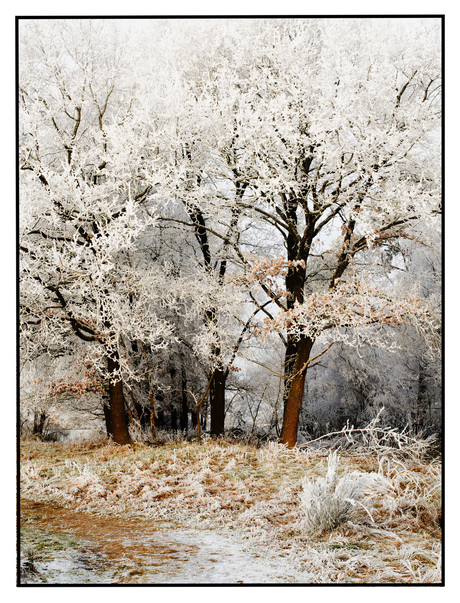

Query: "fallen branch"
<box><xmin>299</xmin><ymin>408</ymin><xmax>437</xmax><ymax>459</ymax></box>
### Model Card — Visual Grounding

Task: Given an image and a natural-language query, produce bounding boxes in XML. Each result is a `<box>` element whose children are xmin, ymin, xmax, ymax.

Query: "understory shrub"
<box><xmin>300</xmin><ymin>452</ymin><xmax>386</xmax><ymax>534</ymax></box>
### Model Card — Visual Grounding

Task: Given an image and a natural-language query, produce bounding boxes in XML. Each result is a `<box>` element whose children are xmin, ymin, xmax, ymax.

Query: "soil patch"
<box><xmin>20</xmin><ymin>499</ymin><xmax>298</xmax><ymax>584</ymax></box>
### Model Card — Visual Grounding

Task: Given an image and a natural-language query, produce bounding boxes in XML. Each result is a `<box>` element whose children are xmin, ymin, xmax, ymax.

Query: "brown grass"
<box><xmin>19</xmin><ymin>437</ymin><xmax>442</xmax><ymax>583</ymax></box>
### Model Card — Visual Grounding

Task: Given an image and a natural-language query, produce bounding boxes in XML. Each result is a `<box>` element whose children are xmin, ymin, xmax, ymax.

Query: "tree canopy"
<box><xmin>19</xmin><ymin>18</ymin><xmax>442</xmax><ymax>445</ymax></box>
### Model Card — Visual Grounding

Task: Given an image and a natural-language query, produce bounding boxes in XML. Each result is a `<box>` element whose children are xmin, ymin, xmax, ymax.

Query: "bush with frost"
<box><xmin>300</xmin><ymin>452</ymin><xmax>386</xmax><ymax>534</ymax></box>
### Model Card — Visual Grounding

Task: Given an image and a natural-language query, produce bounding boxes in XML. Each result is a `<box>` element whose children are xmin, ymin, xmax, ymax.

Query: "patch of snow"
<box><xmin>140</xmin><ymin>528</ymin><xmax>310</xmax><ymax>584</ymax></box>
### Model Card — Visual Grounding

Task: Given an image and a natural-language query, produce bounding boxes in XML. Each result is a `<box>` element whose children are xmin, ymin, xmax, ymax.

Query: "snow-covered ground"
<box><xmin>21</xmin><ymin>513</ymin><xmax>308</xmax><ymax>584</ymax></box>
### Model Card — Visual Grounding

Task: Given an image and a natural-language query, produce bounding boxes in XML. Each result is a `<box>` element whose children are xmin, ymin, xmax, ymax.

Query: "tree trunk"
<box><xmin>283</xmin><ymin>333</ymin><xmax>298</xmax><ymax>404</ymax></box>
<box><xmin>141</xmin><ymin>342</ymin><xmax>156</xmax><ymax>441</ymax></box>
<box><xmin>157</xmin><ymin>409</ymin><xmax>165</xmax><ymax>428</ymax></box>
<box><xmin>149</xmin><ymin>400</ymin><xmax>156</xmax><ymax>441</ymax></box>
<box><xmin>103</xmin><ymin>403</ymin><xmax>114</xmax><ymax>438</ymax></box>
<box><xmin>107</xmin><ymin>355</ymin><xmax>131</xmax><ymax>445</ymax></box>
<box><xmin>280</xmin><ymin>336</ymin><xmax>313</xmax><ymax>448</ymax></box>
<box><xmin>171</xmin><ymin>408</ymin><xmax>178</xmax><ymax>430</ymax></box>
<box><xmin>210</xmin><ymin>367</ymin><xmax>226</xmax><ymax>436</ymax></box>
<box><xmin>33</xmin><ymin>411</ymin><xmax>47</xmax><ymax>437</ymax></box>
<box><xmin>180</xmin><ymin>366</ymin><xmax>188</xmax><ymax>432</ymax></box>
<box><xmin>282</xmin><ymin>207</ymin><xmax>310</xmax><ymax>422</ymax></box>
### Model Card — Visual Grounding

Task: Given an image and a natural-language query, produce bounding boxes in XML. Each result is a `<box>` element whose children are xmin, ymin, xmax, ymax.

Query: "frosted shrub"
<box><xmin>300</xmin><ymin>452</ymin><xmax>384</xmax><ymax>534</ymax></box>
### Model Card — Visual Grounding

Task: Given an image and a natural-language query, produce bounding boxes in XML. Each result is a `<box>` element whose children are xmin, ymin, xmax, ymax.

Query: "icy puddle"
<box><xmin>20</xmin><ymin>500</ymin><xmax>302</xmax><ymax>584</ymax></box>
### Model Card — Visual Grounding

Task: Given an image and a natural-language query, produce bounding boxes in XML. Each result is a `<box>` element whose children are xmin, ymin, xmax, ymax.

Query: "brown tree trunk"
<box><xmin>149</xmin><ymin>400</ymin><xmax>156</xmax><ymax>441</ymax></box>
<box><xmin>283</xmin><ymin>333</ymin><xmax>298</xmax><ymax>404</ymax></box>
<box><xmin>107</xmin><ymin>355</ymin><xmax>131</xmax><ymax>445</ymax></box>
<box><xmin>280</xmin><ymin>336</ymin><xmax>313</xmax><ymax>448</ymax></box>
<box><xmin>103</xmin><ymin>403</ymin><xmax>114</xmax><ymax>438</ymax></box>
<box><xmin>282</xmin><ymin>207</ymin><xmax>310</xmax><ymax>430</ymax></box>
<box><xmin>141</xmin><ymin>342</ymin><xmax>156</xmax><ymax>441</ymax></box>
<box><xmin>210</xmin><ymin>367</ymin><xmax>226</xmax><ymax>436</ymax></box>
<box><xmin>33</xmin><ymin>411</ymin><xmax>47</xmax><ymax>437</ymax></box>
<box><xmin>180</xmin><ymin>366</ymin><xmax>188</xmax><ymax>432</ymax></box>
<box><xmin>127</xmin><ymin>386</ymin><xmax>141</xmax><ymax>428</ymax></box>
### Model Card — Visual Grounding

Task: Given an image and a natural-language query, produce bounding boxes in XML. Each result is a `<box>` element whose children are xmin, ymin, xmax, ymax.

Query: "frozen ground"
<box><xmin>20</xmin><ymin>500</ymin><xmax>307</xmax><ymax>584</ymax></box>
<box><xmin>20</xmin><ymin>438</ymin><xmax>442</xmax><ymax>584</ymax></box>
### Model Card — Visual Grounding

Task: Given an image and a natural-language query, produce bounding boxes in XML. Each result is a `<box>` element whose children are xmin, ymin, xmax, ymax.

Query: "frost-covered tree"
<box><xmin>165</xmin><ymin>18</ymin><xmax>441</xmax><ymax>446</ymax></box>
<box><xmin>122</xmin><ymin>23</ymin><xmax>273</xmax><ymax>436</ymax></box>
<box><xmin>19</xmin><ymin>21</ymin><xmax>174</xmax><ymax>443</ymax></box>
<box><xmin>19</xmin><ymin>18</ymin><xmax>442</xmax><ymax>446</ymax></box>
<box><xmin>19</xmin><ymin>19</ymin><xmax>255</xmax><ymax>441</ymax></box>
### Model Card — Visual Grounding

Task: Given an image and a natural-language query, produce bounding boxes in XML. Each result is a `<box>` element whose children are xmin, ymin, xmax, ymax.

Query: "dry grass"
<box><xmin>20</xmin><ymin>436</ymin><xmax>442</xmax><ymax>584</ymax></box>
